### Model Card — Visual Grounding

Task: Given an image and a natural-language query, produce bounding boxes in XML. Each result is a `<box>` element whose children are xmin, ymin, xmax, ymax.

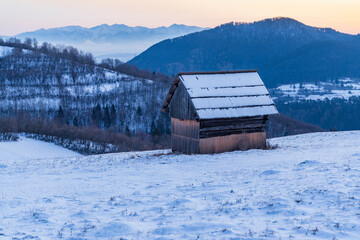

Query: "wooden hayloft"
<box><xmin>161</xmin><ymin>70</ymin><xmax>278</xmax><ymax>154</ymax></box>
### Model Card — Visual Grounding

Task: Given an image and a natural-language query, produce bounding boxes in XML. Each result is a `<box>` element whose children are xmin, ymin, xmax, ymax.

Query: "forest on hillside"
<box><xmin>276</xmin><ymin>97</ymin><xmax>360</xmax><ymax>131</ymax></box>
<box><xmin>0</xmin><ymin>38</ymin><xmax>174</xmax><ymax>152</ymax></box>
<box><xmin>129</xmin><ymin>18</ymin><xmax>360</xmax><ymax>88</ymax></box>
<box><xmin>0</xmin><ymin>37</ymin><xmax>329</xmax><ymax>152</ymax></box>
<box><xmin>0</xmin><ymin>37</ymin><xmax>171</xmax><ymax>135</ymax></box>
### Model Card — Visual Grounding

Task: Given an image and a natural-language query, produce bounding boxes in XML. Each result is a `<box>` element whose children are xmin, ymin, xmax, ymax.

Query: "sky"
<box><xmin>1</xmin><ymin>0</ymin><xmax>360</xmax><ymax>36</ymax></box>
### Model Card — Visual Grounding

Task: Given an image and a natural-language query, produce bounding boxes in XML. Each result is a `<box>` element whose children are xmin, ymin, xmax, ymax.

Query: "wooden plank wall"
<box><xmin>171</xmin><ymin>118</ymin><xmax>199</xmax><ymax>139</ymax></box>
<box><xmin>199</xmin><ymin>132</ymin><xmax>266</xmax><ymax>154</ymax></box>
<box><xmin>171</xmin><ymin>117</ymin><xmax>268</xmax><ymax>154</ymax></box>
<box><xmin>199</xmin><ymin>116</ymin><xmax>267</xmax><ymax>138</ymax></box>
<box><xmin>171</xmin><ymin>118</ymin><xmax>200</xmax><ymax>154</ymax></box>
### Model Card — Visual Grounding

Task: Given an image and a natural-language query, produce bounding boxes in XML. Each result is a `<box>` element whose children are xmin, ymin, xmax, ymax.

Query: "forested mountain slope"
<box><xmin>129</xmin><ymin>17</ymin><xmax>360</xmax><ymax>88</ymax></box>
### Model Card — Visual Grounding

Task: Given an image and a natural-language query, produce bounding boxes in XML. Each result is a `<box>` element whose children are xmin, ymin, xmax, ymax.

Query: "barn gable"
<box><xmin>167</xmin><ymin>81</ymin><xmax>197</xmax><ymax>120</ymax></box>
<box><xmin>162</xmin><ymin>70</ymin><xmax>278</xmax><ymax>119</ymax></box>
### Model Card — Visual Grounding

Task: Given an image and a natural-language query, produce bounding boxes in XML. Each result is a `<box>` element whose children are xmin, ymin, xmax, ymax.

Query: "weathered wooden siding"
<box><xmin>171</xmin><ymin>118</ymin><xmax>200</xmax><ymax>154</ymax></box>
<box><xmin>168</xmin><ymin>81</ymin><xmax>197</xmax><ymax>120</ymax></box>
<box><xmin>199</xmin><ymin>132</ymin><xmax>266</xmax><ymax>154</ymax></box>
<box><xmin>171</xmin><ymin>118</ymin><xmax>199</xmax><ymax>139</ymax></box>
<box><xmin>171</xmin><ymin>117</ymin><xmax>268</xmax><ymax>154</ymax></box>
<box><xmin>199</xmin><ymin>116</ymin><xmax>267</xmax><ymax>138</ymax></box>
<box><xmin>172</xmin><ymin>135</ymin><xmax>200</xmax><ymax>154</ymax></box>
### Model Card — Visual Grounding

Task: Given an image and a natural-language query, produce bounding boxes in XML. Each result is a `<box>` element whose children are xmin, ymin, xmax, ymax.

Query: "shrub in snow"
<box><xmin>0</xmin><ymin>133</ymin><xmax>19</xmax><ymax>142</ymax></box>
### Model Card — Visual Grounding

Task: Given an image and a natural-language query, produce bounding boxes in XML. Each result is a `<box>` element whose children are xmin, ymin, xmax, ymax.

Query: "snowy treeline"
<box><xmin>24</xmin><ymin>133</ymin><xmax>119</xmax><ymax>155</ymax></box>
<box><xmin>0</xmin><ymin>133</ymin><xmax>19</xmax><ymax>142</ymax></box>
<box><xmin>268</xmin><ymin>78</ymin><xmax>360</xmax><ymax>130</ymax></box>
<box><xmin>271</xmin><ymin>78</ymin><xmax>360</xmax><ymax>103</ymax></box>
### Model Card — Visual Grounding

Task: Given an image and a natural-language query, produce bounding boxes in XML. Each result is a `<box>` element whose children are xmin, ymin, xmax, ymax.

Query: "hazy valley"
<box><xmin>11</xmin><ymin>24</ymin><xmax>205</xmax><ymax>61</ymax></box>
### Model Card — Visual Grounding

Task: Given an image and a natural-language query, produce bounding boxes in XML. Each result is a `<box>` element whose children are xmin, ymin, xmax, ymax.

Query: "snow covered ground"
<box><xmin>0</xmin><ymin>46</ymin><xmax>32</xmax><ymax>57</ymax></box>
<box><xmin>1</xmin><ymin>131</ymin><xmax>360</xmax><ymax>239</ymax></box>
<box><xmin>0</xmin><ymin>46</ymin><xmax>13</xmax><ymax>57</ymax></box>
<box><xmin>0</xmin><ymin>136</ymin><xmax>82</xmax><ymax>163</ymax></box>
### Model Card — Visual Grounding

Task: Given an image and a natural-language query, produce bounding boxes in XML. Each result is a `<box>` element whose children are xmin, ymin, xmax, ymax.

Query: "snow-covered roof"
<box><xmin>162</xmin><ymin>70</ymin><xmax>278</xmax><ymax>119</ymax></box>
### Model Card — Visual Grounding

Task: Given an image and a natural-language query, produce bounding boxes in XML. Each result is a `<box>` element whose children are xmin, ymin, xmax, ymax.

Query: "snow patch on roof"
<box><xmin>197</xmin><ymin>105</ymin><xmax>278</xmax><ymax>119</ymax></box>
<box><xmin>187</xmin><ymin>86</ymin><xmax>270</xmax><ymax>98</ymax></box>
<box><xmin>192</xmin><ymin>95</ymin><xmax>274</xmax><ymax>109</ymax></box>
<box><xmin>181</xmin><ymin>72</ymin><xmax>264</xmax><ymax>89</ymax></box>
<box><xmin>178</xmin><ymin>71</ymin><xmax>278</xmax><ymax>119</ymax></box>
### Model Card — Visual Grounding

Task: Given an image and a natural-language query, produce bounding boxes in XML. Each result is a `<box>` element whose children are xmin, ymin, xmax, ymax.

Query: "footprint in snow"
<box><xmin>261</xmin><ymin>170</ymin><xmax>280</xmax><ymax>175</ymax></box>
<box><xmin>95</xmin><ymin>222</ymin><xmax>131</xmax><ymax>238</ymax></box>
<box><xmin>297</xmin><ymin>160</ymin><xmax>320</xmax><ymax>166</ymax></box>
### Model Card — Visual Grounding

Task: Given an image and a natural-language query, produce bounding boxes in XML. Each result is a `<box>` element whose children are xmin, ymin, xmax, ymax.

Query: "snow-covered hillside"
<box><xmin>1</xmin><ymin>131</ymin><xmax>359</xmax><ymax>239</ymax></box>
<box><xmin>0</xmin><ymin>136</ymin><xmax>81</xmax><ymax>162</ymax></box>
<box><xmin>0</xmin><ymin>46</ymin><xmax>13</xmax><ymax>57</ymax></box>
<box><xmin>0</xmin><ymin>52</ymin><xmax>169</xmax><ymax>134</ymax></box>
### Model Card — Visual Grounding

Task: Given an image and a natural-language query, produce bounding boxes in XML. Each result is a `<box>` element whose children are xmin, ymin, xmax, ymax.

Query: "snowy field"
<box><xmin>1</xmin><ymin>132</ymin><xmax>360</xmax><ymax>239</ymax></box>
<box><xmin>0</xmin><ymin>136</ymin><xmax>82</xmax><ymax>162</ymax></box>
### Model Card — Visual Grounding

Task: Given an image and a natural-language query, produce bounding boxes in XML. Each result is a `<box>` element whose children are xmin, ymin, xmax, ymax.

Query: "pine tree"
<box><xmin>150</xmin><ymin>120</ymin><xmax>160</xmax><ymax>136</ymax></box>
<box><xmin>92</xmin><ymin>103</ymin><xmax>102</xmax><ymax>127</ymax></box>
<box><xmin>136</xmin><ymin>106</ymin><xmax>143</xmax><ymax>116</ymax></box>
<box><xmin>125</xmin><ymin>125</ymin><xmax>131</xmax><ymax>136</ymax></box>
<box><xmin>103</xmin><ymin>105</ymin><xmax>111</xmax><ymax>128</ymax></box>
<box><xmin>73</xmin><ymin>116</ymin><xmax>78</xmax><ymax>127</ymax></box>
<box><xmin>56</xmin><ymin>106</ymin><xmax>64</xmax><ymax>122</ymax></box>
<box><xmin>110</xmin><ymin>104</ymin><xmax>117</xmax><ymax>125</ymax></box>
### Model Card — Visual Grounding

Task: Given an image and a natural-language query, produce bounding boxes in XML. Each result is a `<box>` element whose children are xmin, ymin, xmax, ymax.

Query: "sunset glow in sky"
<box><xmin>1</xmin><ymin>0</ymin><xmax>360</xmax><ymax>35</ymax></box>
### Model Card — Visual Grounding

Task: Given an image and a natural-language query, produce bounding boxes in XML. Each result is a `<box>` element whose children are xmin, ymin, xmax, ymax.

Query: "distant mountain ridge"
<box><xmin>129</xmin><ymin>17</ymin><xmax>360</xmax><ymax>87</ymax></box>
<box><xmin>16</xmin><ymin>24</ymin><xmax>205</xmax><ymax>42</ymax></box>
<box><xmin>13</xmin><ymin>24</ymin><xmax>205</xmax><ymax>61</ymax></box>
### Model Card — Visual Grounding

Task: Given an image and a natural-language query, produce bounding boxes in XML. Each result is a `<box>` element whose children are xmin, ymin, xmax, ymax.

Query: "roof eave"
<box><xmin>198</xmin><ymin>112</ymin><xmax>279</xmax><ymax>121</ymax></box>
<box><xmin>161</xmin><ymin>76</ymin><xmax>181</xmax><ymax>111</ymax></box>
<box><xmin>177</xmin><ymin>69</ymin><xmax>258</xmax><ymax>76</ymax></box>
<box><xmin>161</xmin><ymin>69</ymin><xmax>262</xmax><ymax>112</ymax></box>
